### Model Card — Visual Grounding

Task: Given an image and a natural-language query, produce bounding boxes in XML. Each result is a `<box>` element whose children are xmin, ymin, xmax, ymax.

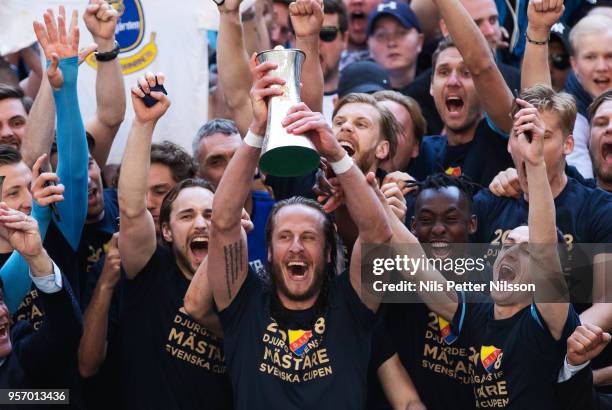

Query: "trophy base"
<box><xmin>259</xmin><ymin>146</ymin><xmax>320</xmax><ymax>177</ymax></box>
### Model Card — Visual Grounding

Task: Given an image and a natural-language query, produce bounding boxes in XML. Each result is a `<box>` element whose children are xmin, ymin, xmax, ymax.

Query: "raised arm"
<box><xmin>242</xmin><ymin>0</ymin><xmax>272</xmax><ymax>56</ymax></box>
<box><xmin>282</xmin><ymin>103</ymin><xmax>392</xmax><ymax>309</ymax></box>
<box><xmin>216</xmin><ymin>0</ymin><xmax>254</xmax><ymax>136</ymax></box>
<box><xmin>432</xmin><ymin>0</ymin><xmax>513</xmax><ymax>132</ymax></box>
<box><xmin>83</xmin><ymin>0</ymin><xmax>125</xmax><ymax>167</ymax></box>
<box><xmin>118</xmin><ymin>73</ymin><xmax>170</xmax><ymax>278</ymax></box>
<box><xmin>78</xmin><ymin>233</ymin><xmax>120</xmax><ymax>377</ymax></box>
<box><xmin>521</xmin><ymin>0</ymin><xmax>564</xmax><ymax>89</ymax></box>
<box><xmin>209</xmin><ymin>57</ymin><xmax>284</xmax><ymax>310</ymax></box>
<box><xmin>0</xmin><ymin>205</ymin><xmax>82</xmax><ymax>376</ymax></box>
<box><xmin>513</xmin><ymin>98</ymin><xmax>569</xmax><ymax>339</ymax></box>
<box><xmin>33</xmin><ymin>7</ymin><xmax>89</xmax><ymax>250</ymax></box>
<box><xmin>21</xmin><ymin>76</ymin><xmax>55</xmax><ymax>169</ymax></box>
<box><xmin>290</xmin><ymin>0</ymin><xmax>324</xmax><ymax>113</ymax></box>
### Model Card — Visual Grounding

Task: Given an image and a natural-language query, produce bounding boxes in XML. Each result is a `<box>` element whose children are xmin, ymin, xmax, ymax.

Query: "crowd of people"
<box><xmin>2</xmin><ymin>0</ymin><xmax>612</xmax><ymax>408</ymax></box>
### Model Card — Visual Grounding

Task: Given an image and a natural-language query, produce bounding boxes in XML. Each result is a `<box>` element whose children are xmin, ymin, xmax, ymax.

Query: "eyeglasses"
<box><xmin>319</xmin><ymin>26</ymin><xmax>340</xmax><ymax>42</ymax></box>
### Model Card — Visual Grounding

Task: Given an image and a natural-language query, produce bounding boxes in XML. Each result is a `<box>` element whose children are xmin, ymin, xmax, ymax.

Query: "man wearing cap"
<box><xmin>367</xmin><ymin>0</ymin><xmax>424</xmax><ymax>89</ymax></box>
<box><xmin>403</xmin><ymin>0</ymin><xmax>521</xmax><ymax>135</ymax></box>
<box><xmin>549</xmin><ymin>22</ymin><xmax>572</xmax><ymax>92</ymax></box>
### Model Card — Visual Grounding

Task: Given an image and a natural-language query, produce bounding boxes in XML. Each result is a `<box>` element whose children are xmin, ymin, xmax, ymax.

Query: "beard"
<box><xmin>270</xmin><ymin>261</ymin><xmax>326</xmax><ymax>302</ymax></box>
<box><xmin>174</xmin><ymin>246</ymin><xmax>196</xmax><ymax>278</ymax></box>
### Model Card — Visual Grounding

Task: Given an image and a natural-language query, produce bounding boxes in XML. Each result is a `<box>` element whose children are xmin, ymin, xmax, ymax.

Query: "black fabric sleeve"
<box><xmin>14</xmin><ymin>274</ymin><xmax>83</xmax><ymax>378</ymax></box>
<box><xmin>555</xmin><ymin>365</ymin><xmax>612</xmax><ymax>410</ymax></box>
<box><xmin>264</xmin><ymin>172</ymin><xmax>317</xmax><ymax>201</ymax></box>
<box><xmin>218</xmin><ymin>269</ymin><xmax>260</xmax><ymax>335</ymax></box>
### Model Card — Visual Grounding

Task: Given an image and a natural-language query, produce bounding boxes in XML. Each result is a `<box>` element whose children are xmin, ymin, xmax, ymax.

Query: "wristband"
<box><xmin>526</xmin><ymin>32</ymin><xmax>548</xmax><ymax>45</ymax></box>
<box><xmin>95</xmin><ymin>40</ymin><xmax>120</xmax><ymax>61</ymax></box>
<box><xmin>244</xmin><ymin>130</ymin><xmax>264</xmax><ymax>148</ymax></box>
<box><xmin>330</xmin><ymin>152</ymin><xmax>353</xmax><ymax>175</ymax></box>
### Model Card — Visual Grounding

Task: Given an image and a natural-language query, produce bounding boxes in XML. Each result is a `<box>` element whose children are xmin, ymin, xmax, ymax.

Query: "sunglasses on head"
<box><xmin>319</xmin><ymin>26</ymin><xmax>339</xmax><ymax>42</ymax></box>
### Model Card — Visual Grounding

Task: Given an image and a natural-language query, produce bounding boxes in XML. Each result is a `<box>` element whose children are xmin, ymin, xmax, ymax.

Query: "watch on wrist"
<box><xmin>212</xmin><ymin>0</ymin><xmax>225</xmax><ymax>6</ymax></box>
<box><xmin>95</xmin><ymin>40</ymin><xmax>120</xmax><ymax>62</ymax></box>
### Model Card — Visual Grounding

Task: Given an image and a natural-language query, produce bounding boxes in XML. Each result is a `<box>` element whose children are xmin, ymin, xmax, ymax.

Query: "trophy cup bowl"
<box><xmin>256</xmin><ymin>47</ymin><xmax>320</xmax><ymax>177</ymax></box>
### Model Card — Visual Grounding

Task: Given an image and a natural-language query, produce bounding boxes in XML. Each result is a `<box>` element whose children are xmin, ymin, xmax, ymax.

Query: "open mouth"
<box><xmin>339</xmin><ymin>140</ymin><xmax>356</xmax><ymax>157</ymax></box>
<box><xmin>0</xmin><ymin>322</ymin><xmax>8</xmax><ymax>339</ymax></box>
<box><xmin>602</xmin><ymin>143</ymin><xmax>612</xmax><ymax>164</ymax></box>
<box><xmin>498</xmin><ymin>263</ymin><xmax>516</xmax><ymax>282</ymax></box>
<box><xmin>286</xmin><ymin>261</ymin><xmax>308</xmax><ymax>280</ymax></box>
<box><xmin>189</xmin><ymin>237</ymin><xmax>209</xmax><ymax>261</ymax></box>
<box><xmin>445</xmin><ymin>96</ymin><xmax>464</xmax><ymax>114</ymax></box>
<box><xmin>350</xmin><ymin>11</ymin><xmax>366</xmax><ymax>22</ymax></box>
<box><xmin>430</xmin><ymin>241</ymin><xmax>451</xmax><ymax>259</ymax></box>
<box><xmin>594</xmin><ymin>78</ymin><xmax>611</xmax><ymax>88</ymax></box>
<box><xmin>350</xmin><ymin>11</ymin><xmax>367</xmax><ymax>32</ymax></box>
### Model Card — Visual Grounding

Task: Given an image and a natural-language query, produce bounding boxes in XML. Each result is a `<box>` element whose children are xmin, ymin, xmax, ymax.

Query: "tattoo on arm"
<box><xmin>224</xmin><ymin>241</ymin><xmax>244</xmax><ymax>300</ymax></box>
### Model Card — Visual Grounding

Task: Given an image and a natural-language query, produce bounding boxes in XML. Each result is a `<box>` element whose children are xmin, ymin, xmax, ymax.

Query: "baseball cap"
<box><xmin>367</xmin><ymin>0</ymin><xmax>421</xmax><ymax>37</ymax></box>
<box><xmin>337</xmin><ymin>60</ymin><xmax>391</xmax><ymax>98</ymax></box>
<box><xmin>550</xmin><ymin>22</ymin><xmax>571</xmax><ymax>54</ymax></box>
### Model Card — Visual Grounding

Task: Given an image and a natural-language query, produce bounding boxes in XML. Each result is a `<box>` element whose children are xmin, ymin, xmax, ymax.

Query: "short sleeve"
<box><xmin>218</xmin><ymin>269</ymin><xmax>261</xmax><ymax>335</ymax></box>
<box><xmin>337</xmin><ymin>272</ymin><xmax>376</xmax><ymax>331</ymax></box>
<box><xmin>369</xmin><ymin>316</ymin><xmax>397</xmax><ymax>371</ymax></box>
<box><xmin>121</xmin><ymin>246</ymin><xmax>167</xmax><ymax>309</ymax></box>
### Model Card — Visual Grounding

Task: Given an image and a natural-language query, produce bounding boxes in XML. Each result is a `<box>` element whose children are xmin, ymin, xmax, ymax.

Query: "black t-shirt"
<box><xmin>401</xmin><ymin>63</ymin><xmax>521</xmax><ymax>136</ymax></box>
<box><xmin>407</xmin><ymin>118</ymin><xmax>513</xmax><ymax>189</ymax></box>
<box><xmin>77</xmin><ymin>188</ymin><xmax>119</xmax><ymax>302</ymax></box>
<box><xmin>265</xmin><ymin>173</ymin><xmax>317</xmax><ymax>201</ymax></box>
<box><xmin>472</xmin><ymin>178</ymin><xmax>612</xmax><ymax>302</ymax></box>
<box><xmin>452</xmin><ymin>300</ymin><xmax>579</xmax><ymax>409</ymax></box>
<box><xmin>119</xmin><ymin>245</ymin><xmax>232</xmax><ymax>410</ymax></box>
<box><xmin>218</xmin><ymin>270</ymin><xmax>376</xmax><ymax>410</ymax></box>
<box><xmin>382</xmin><ymin>303</ymin><xmax>477</xmax><ymax>410</ymax></box>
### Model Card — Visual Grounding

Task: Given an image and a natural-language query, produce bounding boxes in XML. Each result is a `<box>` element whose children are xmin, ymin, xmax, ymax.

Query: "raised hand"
<box><xmin>489</xmin><ymin>167</ymin><xmax>522</xmax><ymax>198</ymax></box>
<box><xmin>248</xmin><ymin>53</ymin><xmax>285</xmax><ymax>134</ymax></box>
<box><xmin>567</xmin><ymin>324</ymin><xmax>612</xmax><ymax>366</ymax></box>
<box><xmin>382</xmin><ymin>171</ymin><xmax>418</xmax><ymax>196</ymax></box>
<box><xmin>289</xmin><ymin>0</ymin><xmax>324</xmax><ymax>38</ymax></box>
<box><xmin>31</xmin><ymin>154</ymin><xmax>65</xmax><ymax>207</ymax></box>
<box><xmin>512</xmin><ymin>98</ymin><xmax>546</xmax><ymax>167</ymax></box>
<box><xmin>83</xmin><ymin>0</ymin><xmax>119</xmax><ymax>50</ymax></box>
<box><xmin>218</xmin><ymin>0</ymin><xmax>244</xmax><ymax>13</ymax></box>
<box><xmin>240</xmin><ymin>209</ymin><xmax>255</xmax><ymax>233</ymax></box>
<box><xmin>381</xmin><ymin>182</ymin><xmax>407</xmax><ymax>222</ymax></box>
<box><xmin>282</xmin><ymin>102</ymin><xmax>344</xmax><ymax>162</ymax></box>
<box><xmin>527</xmin><ymin>0</ymin><xmax>565</xmax><ymax>34</ymax></box>
<box><xmin>130</xmin><ymin>72</ymin><xmax>171</xmax><ymax>124</ymax></box>
<box><xmin>100</xmin><ymin>233</ymin><xmax>121</xmax><ymax>289</ymax></box>
<box><xmin>0</xmin><ymin>204</ymin><xmax>44</xmax><ymax>258</ymax></box>
<box><xmin>32</xmin><ymin>6</ymin><xmax>80</xmax><ymax>88</ymax></box>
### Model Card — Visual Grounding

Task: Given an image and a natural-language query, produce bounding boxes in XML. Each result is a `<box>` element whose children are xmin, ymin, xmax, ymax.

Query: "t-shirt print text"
<box><xmin>166</xmin><ymin>307</ymin><xmax>226</xmax><ymax>374</ymax></box>
<box><xmin>259</xmin><ymin>317</ymin><xmax>333</xmax><ymax>383</ymax></box>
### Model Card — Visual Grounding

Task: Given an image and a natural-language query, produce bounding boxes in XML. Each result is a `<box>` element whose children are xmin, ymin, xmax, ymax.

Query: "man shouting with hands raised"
<box><xmin>206</xmin><ymin>54</ymin><xmax>392</xmax><ymax>409</ymax></box>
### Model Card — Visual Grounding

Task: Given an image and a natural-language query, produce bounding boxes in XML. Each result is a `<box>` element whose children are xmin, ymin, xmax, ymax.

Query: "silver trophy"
<box><xmin>256</xmin><ymin>47</ymin><xmax>319</xmax><ymax>177</ymax></box>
